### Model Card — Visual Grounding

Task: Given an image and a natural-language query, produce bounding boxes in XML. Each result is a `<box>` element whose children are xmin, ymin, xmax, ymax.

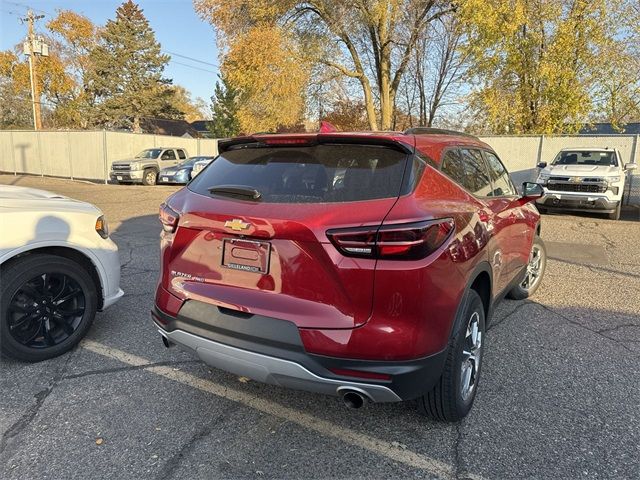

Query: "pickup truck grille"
<box><xmin>112</xmin><ymin>164</ymin><xmax>131</xmax><ymax>171</ymax></box>
<box><xmin>547</xmin><ymin>182</ymin><xmax>606</xmax><ymax>193</ymax></box>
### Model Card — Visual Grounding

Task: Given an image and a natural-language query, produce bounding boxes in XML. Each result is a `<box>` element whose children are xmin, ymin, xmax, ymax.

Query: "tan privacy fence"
<box><xmin>0</xmin><ymin>130</ymin><xmax>218</xmax><ymax>182</ymax></box>
<box><xmin>1</xmin><ymin>130</ymin><xmax>638</xmax><ymax>204</ymax></box>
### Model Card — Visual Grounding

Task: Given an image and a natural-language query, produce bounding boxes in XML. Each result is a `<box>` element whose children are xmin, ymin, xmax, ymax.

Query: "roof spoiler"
<box><xmin>219</xmin><ymin>134</ymin><xmax>413</xmax><ymax>154</ymax></box>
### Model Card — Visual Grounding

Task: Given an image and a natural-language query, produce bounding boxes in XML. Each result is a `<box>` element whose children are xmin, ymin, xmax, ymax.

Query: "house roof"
<box><xmin>141</xmin><ymin>118</ymin><xmax>200</xmax><ymax>138</ymax></box>
<box><xmin>579</xmin><ymin>123</ymin><xmax>640</xmax><ymax>135</ymax></box>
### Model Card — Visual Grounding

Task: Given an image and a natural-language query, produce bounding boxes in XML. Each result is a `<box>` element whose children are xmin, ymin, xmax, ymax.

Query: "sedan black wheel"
<box><xmin>1</xmin><ymin>254</ymin><xmax>98</xmax><ymax>362</ymax></box>
<box><xmin>8</xmin><ymin>273</ymin><xmax>85</xmax><ymax>348</ymax></box>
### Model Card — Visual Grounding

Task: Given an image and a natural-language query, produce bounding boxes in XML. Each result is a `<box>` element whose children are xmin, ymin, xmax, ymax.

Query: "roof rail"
<box><xmin>404</xmin><ymin>127</ymin><xmax>479</xmax><ymax>139</ymax></box>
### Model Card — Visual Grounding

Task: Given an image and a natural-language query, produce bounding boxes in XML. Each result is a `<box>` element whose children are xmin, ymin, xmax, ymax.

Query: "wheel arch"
<box><xmin>1</xmin><ymin>246</ymin><xmax>104</xmax><ymax>310</ymax></box>
<box><xmin>448</xmin><ymin>261</ymin><xmax>493</xmax><ymax>340</ymax></box>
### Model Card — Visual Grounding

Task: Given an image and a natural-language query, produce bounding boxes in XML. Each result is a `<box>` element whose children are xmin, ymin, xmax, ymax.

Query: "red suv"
<box><xmin>153</xmin><ymin>128</ymin><xmax>546</xmax><ymax>421</ymax></box>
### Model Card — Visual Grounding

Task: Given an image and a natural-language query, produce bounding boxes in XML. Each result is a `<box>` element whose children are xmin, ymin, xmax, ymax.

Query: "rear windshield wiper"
<box><xmin>208</xmin><ymin>185</ymin><xmax>262</xmax><ymax>201</ymax></box>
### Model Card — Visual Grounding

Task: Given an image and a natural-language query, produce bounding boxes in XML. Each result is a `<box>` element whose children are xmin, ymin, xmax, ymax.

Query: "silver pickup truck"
<box><xmin>110</xmin><ymin>147</ymin><xmax>189</xmax><ymax>185</ymax></box>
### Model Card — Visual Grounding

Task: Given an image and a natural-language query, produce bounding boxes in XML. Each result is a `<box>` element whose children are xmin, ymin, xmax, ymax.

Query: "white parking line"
<box><xmin>81</xmin><ymin>339</ymin><xmax>476</xmax><ymax>479</ymax></box>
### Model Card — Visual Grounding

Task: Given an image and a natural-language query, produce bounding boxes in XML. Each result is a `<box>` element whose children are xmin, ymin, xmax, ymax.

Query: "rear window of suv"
<box><xmin>188</xmin><ymin>144</ymin><xmax>411</xmax><ymax>203</ymax></box>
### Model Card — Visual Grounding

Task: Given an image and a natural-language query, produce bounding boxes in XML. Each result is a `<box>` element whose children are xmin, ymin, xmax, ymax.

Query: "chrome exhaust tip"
<box><xmin>161</xmin><ymin>334</ymin><xmax>174</xmax><ymax>348</ymax></box>
<box><xmin>340</xmin><ymin>389</ymin><xmax>367</xmax><ymax>409</ymax></box>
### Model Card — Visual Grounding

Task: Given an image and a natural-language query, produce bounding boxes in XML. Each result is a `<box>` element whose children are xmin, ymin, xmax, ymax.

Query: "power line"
<box><xmin>163</xmin><ymin>50</ymin><xmax>218</xmax><ymax>68</ymax></box>
<box><xmin>168</xmin><ymin>59</ymin><xmax>217</xmax><ymax>74</ymax></box>
<box><xmin>4</xmin><ymin>0</ymin><xmax>51</xmax><ymax>16</ymax></box>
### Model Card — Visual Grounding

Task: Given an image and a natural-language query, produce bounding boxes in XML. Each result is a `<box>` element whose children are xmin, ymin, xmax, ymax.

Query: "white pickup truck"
<box><xmin>535</xmin><ymin>148</ymin><xmax>637</xmax><ymax>220</ymax></box>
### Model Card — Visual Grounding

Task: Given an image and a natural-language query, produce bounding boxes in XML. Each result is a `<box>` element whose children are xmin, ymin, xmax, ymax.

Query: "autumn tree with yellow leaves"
<box><xmin>195</xmin><ymin>0</ymin><xmax>455</xmax><ymax>132</ymax></box>
<box><xmin>459</xmin><ymin>0</ymin><xmax>632</xmax><ymax>134</ymax></box>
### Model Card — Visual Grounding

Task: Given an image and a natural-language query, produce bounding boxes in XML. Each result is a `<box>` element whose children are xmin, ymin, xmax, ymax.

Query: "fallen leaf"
<box><xmin>95</xmin><ymin>438</ymin><xmax>104</xmax><ymax>445</ymax></box>
<box><xmin>238</xmin><ymin>376</ymin><xmax>250</xmax><ymax>383</ymax></box>
<box><xmin>391</xmin><ymin>441</ymin><xmax>407</xmax><ymax>450</ymax></box>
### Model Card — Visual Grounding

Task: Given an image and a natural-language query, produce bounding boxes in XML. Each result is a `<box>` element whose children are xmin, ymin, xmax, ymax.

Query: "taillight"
<box><xmin>327</xmin><ymin>218</ymin><xmax>454</xmax><ymax>260</ymax></box>
<box><xmin>159</xmin><ymin>203</ymin><xmax>180</xmax><ymax>233</ymax></box>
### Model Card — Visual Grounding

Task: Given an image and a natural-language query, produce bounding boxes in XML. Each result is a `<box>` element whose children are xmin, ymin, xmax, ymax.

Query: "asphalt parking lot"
<box><xmin>1</xmin><ymin>174</ymin><xmax>639</xmax><ymax>480</ymax></box>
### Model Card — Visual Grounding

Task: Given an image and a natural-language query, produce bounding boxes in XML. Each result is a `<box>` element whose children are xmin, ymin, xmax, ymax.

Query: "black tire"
<box><xmin>0</xmin><ymin>254</ymin><xmax>98</xmax><ymax>362</ymax></box>
<box><xmin>607</xmin><ymin>202</ymin><xmax>621</xmax><ymax>220</ymax></box>
<box><xmin>142</xmin><ymin>169</ymin><xmax>158</xmax><ymax>186</ymax></box>
<box><xmin>507</xmin><ymin>236</ymin><xmax>546</xmax><ymax>300</ymax></box>
<box><xmin>418</xmin><ymin>289</ymin><xmax>485</xmax><ymax>422</ymax></box>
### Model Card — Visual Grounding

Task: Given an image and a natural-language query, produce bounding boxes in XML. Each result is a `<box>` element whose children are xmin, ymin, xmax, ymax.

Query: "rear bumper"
<box><xmin>151</xmin><ymin>301</ymin><xmax>447</xmax><ymax>402</ymax></box>
<box><xmin>537</xmin><ymin>193</ymin><xmax>619</xmax><ymax>213</ymax></box>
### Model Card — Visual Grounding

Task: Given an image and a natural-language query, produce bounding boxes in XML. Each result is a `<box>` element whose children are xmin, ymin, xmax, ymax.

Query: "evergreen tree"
<box><xmin>209</xmin><ymin>75</ymin><xmax>240</xmax><ymax>137</ymax></box>
<box><xmin>87</xmin><ymin>0</ymin><xmax>176</xmax><ymax>132</ymax></box>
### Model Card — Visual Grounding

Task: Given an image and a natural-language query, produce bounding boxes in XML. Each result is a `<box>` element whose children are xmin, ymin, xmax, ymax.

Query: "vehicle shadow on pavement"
<box><xmin>540</xmin><ymin>205</ymin><xmax>640</xmax><ymax>222</ymax></box>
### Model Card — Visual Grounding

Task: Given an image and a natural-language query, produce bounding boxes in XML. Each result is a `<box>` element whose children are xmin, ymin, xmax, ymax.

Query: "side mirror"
<box><xmin>515</xmin><ymin>182</ymin><xmax>544</xmax><ymax>206</ymax></box>
<box><xmin>625</xmin><ymin>163</ymin><xmax>637</xmax><ymax>171</ymax></box>
<box><xmin>537</xmin><ymin>162</ymin><xmax>547</xmax><ymax>169</ymax></box>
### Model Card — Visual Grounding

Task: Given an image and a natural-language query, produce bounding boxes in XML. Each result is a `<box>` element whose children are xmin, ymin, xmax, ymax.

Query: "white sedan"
<box><xmin>0</xmin><ymin>185</ymin><xmax>123</xmax><ymax>361</ymax></box>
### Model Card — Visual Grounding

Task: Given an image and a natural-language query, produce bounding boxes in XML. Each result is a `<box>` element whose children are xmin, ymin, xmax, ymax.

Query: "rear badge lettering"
<box><xmin>225</xmin><ymin>263</ymin><xmax>261</xmax><ymax>273</ymax></box>
<box><xmin>171</xmin><ymin>270</ymin><xmax>205</xmax><ymax>283</ymax></box>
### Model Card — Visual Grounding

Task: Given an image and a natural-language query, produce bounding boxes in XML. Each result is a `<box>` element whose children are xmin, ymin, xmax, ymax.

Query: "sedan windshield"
<box><xmin>178</xmin><ymin>158</ymin><xmax>198</xmax><ymax>168</ymax></box>
<box><xmin>135</xmin><ymin>149</ymin><xmax>162</xmax><ymax>159</ymax></box>
<box><xmin>553</xmin><ymin>151</ymin><xmax>617</xmax><ymax>167</ymax></box>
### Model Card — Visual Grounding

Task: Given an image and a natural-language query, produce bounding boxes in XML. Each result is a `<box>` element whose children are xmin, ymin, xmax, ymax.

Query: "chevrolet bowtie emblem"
<box><xmin>570</xmin><ymin>177</ymin><xmax>582</xmax><ymax>183</ymax></box>
<box><xmin>224</xmin><ymin>219</ymin><xmax>250</xmax><ymax>231</ymax></box>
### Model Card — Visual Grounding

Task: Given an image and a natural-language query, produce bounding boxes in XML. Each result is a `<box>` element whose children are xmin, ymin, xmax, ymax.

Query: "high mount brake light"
<box><xmin>260</xmin><ymin>138</ymin><xmax>313</xmax><ymax>146</ymax></box>
<box><xmin>159</xmin><ymin>203</ymin><xmax>180</xmax><ymax>233</ymax></box>
<box><xmin>327</xmin><ymin>219</ymin><xmax>455</xmax><ymax>260</ymax></box>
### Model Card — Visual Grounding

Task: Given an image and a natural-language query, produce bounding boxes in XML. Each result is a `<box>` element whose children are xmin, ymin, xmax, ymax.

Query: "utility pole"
<box><xmin>22</xmin><ymin>10</ymin><xmax>48</xmax><ymax>131</ymax></box>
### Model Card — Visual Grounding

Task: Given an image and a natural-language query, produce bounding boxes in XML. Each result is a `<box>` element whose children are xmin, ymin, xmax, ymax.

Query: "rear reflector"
<box><xmin>159</xmin><ymin>203</ymin><xmax>180</xmax><ymax>233</ymax></box>
<box><xmin>329</xmin><ymin>368</ymin><xmax>392</xmax><ymax>381</ymax></box>
<box><xmin>327</xmin><ymin>218</ymin><xmax>454</xmax><ymax>260</ymax></box>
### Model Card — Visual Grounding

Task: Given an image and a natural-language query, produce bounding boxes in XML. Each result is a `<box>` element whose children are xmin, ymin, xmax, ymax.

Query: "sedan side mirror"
<box><xmin>625</xmin><ymin>163</ymin><xmax>637</xmax><ymax>171</ymax></box>
<box><xmin>515</xmin><ymin>182</ymin><xmax>545</xmax><ymax>206</ymax></box>
<box><xmin>537</xmin><ymin>162</ymin><xmax>547</xmax><ymax>169</ymax></box>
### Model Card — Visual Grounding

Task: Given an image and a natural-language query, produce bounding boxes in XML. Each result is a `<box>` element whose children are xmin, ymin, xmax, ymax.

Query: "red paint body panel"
<box><xmin>155</xmin><ymin>132</ymin><xmax>540</xmax><ymax>361</ymax></box>
<box><xmin>158</xmin><ymin>188</ymin><xmax>399</xmax><ymax>329</ymax></box>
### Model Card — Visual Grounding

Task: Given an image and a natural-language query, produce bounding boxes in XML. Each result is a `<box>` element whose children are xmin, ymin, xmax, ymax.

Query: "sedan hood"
<box><xmin>0</xmin><ymin>185</ymin><xmax>99</xmax><ymax>214</ymax></box>
<box><xmin>0</xmin><ymin>185</ymin><xmax>66</xmax><ymax>200</ymax></box>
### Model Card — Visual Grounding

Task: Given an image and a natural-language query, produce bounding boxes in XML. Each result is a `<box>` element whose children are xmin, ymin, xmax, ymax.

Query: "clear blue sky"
<box><xmin>0</xmin><ymin>0</ymin><xmax>220</xmax><ymax>106</ymax></box>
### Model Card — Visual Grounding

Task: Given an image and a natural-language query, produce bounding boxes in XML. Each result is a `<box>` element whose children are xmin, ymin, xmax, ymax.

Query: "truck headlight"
<box><xmin>129</xmin><ymin>162</ymin><xmax>141</xmax><ymax>170</ymax></box>
<box><xmin>537</xmin><ymin>173</ymin><xmax>550</xmax><ymax>184</ymax></box>
<box><xmin>607</xmin><ymin>176</ymin><xmax>621</xmax><ymax>183</ymax></box>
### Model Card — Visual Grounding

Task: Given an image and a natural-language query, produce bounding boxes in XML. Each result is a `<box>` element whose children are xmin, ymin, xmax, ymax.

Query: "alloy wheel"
<box><xmin>520</xmin><ymin>244</ymin><xmax>543</xmax><ymax>291</ymax></box>
<box><xmin>460</xmin><ymin>311</ymin><xmax>482</xmax><ymax>401</ymax></box>
<box><xmin>7</xmin><ymin>272</ymin><xmax>86</xmax><ymax>349</ymax></box>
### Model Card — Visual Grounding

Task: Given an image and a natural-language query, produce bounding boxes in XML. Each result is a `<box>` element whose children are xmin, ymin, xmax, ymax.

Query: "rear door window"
<box><xmin>460</xmin><ymin>149</ymin><xmax>492</xmax><ymax>197</ymax></box>
<box><xmin>483</xmin><ymin>151</ymin><xmax>516</xmax><ymax>196</ymax></box>
<box><xmin>441</xmin><ymin>149</ymin><xmax>467</xmax><ymax>186</ymax></box>
<box><xmin>441</xmin><ymin>148</ymin><xmax>493</xmax><ymax>197</ymax></box>
<box><xmin>161</xmin><ymin>150</ymin><xmax>176</xmax><ymax>161</ymax></box>
<box><xmin>188</xmin><ymin>144</ymin><xmax>409</xmax><ymax>203</ymax></box>
<box><xmin>177</xmin><ymin>149</ymin><xmax>187</xmax><ymax>160</ymax></box>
